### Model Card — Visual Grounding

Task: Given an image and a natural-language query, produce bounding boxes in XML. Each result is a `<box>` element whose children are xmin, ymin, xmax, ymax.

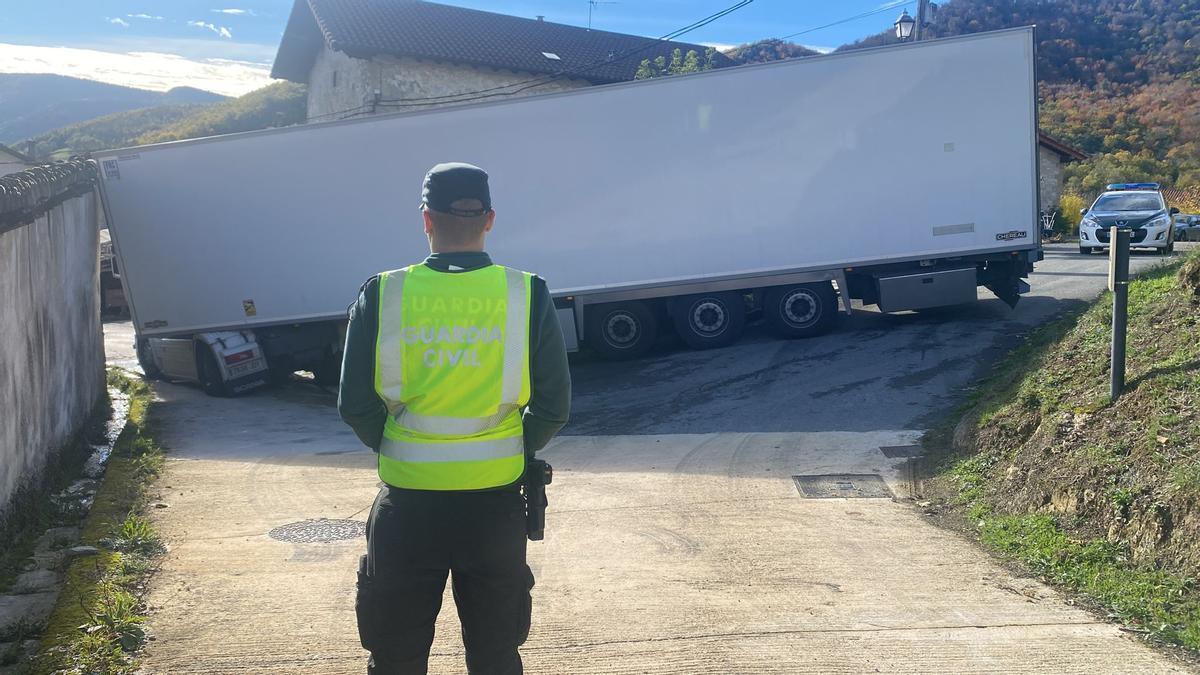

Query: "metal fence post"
<box><xmin>1109</xmin><ymin>226</ymin><xmax>1131</xmax><ymax>401</ymax></box>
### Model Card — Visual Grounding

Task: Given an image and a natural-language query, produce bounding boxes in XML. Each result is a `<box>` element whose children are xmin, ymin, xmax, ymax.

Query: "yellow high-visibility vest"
<box><xmin>374</xmin><ymin>263</ymin><xmax>532</xmax><ymax>490</ymax></box>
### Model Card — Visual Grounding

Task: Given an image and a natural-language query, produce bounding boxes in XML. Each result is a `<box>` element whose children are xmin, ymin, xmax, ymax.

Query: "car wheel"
<box><xmin>1079</xmin><ymin>245</ymin><xmax>1093</xmax><ymax>255</ymax></box>
<box><xmin>197</xmin><ymin>343</ymin><xmax>231</xmax><ymax>397</ymax></box>
<box><xmin>136</xmin><ymin>339</ymin><xmax>162</xmax><ymax>380</ymax></box>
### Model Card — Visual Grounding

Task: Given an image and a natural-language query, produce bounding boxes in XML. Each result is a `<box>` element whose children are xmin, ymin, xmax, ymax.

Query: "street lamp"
<box><xmin>894</xmin><ymin>9</ymin><xmax>915</xmax><ymax>41</ymax></box>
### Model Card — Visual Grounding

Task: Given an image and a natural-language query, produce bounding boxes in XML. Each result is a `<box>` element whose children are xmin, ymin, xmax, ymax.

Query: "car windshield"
<box><xmin>1092</xmin><ymin>193</ymin><xmax>1163</xmax><ymax>212</ymax></box>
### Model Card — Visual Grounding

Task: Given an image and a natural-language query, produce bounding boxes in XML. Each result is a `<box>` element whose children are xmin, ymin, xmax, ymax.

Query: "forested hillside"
<box><xmin>22</xmin><ymin>105</ymin><xmax>207</xmax><ymax>159</ymax></box>
<box><xmin>137</xmin><ymin>82</ymin><xmax>306</xmax><ymax>144</ymax></box>
<box><xmin>727</xmin><ymin>39</ymin><xmax>819</xmax><ymax>64</ymax></box>
<box><xmin>839</xmin><ymin>0</ymin><xmax>1200</xmax><ymax>196</ymax></box>
<box><xmin>0</xmin><ymin>74</ymin><xmax>225</xmax><ymax>143</ymax></box>
<box><xmin>21</xmin><ymin>82</ymin><xmax>306</xmax><ymax>159</ymax></box>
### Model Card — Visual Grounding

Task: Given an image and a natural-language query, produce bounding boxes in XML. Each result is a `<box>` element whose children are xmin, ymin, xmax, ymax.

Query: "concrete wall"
<box><xmin>1038</xmin><ymin>146</ymin><xmax>1065</xmax><ymax>213</ymax></box>
<box><xmin>306</xmin><ymin>46</ymin><xmax>590</xmax><ymax>121</ymax></box>
<box><xmin>0</xmin><ymin>189</ymin><xmax>104</xmax><ymax>517</ymax></box>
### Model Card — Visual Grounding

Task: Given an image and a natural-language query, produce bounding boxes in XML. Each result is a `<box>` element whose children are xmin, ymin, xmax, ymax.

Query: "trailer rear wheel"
<box><xmin>763</xmin><ymin>282</ymin><xmax>837</xmax><ymax>339</ymax></box>
<box><xmin>198</xmin><ymin>344</ymin><xmax>231</xmax><ymax>397</ymax></box>
<box><xmin>670</xmin><ymin>292</ymin><xmax>746</xmax><ymax>350</ymax></box>
<box><xmin>586</xmin><ymin>301</ymin><xmax>658</xmax><ymax>360</ymax></box>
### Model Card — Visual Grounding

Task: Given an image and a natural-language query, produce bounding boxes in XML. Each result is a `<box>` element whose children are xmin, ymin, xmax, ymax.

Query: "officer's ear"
<box><xmin>483</xmin><ymin>209</ymin><xmax>496</xmax><ymax>233</ymax></box>
<box><xmin>422</xmin><ymin>208</ymin><xmax>435</xmax><ymax>236</ymax></box>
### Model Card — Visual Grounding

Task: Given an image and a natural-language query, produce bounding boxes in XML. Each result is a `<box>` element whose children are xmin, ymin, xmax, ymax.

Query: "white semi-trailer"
<box><xmin>98</xmin><ymin>28</ymin><xmax>1040</xmax><ymax>396</ymax></box>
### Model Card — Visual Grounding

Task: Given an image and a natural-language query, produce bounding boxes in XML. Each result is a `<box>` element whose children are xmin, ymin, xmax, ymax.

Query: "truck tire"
<box><xmin>669</xmin><ymin>291</ymin><xmax>746</xmax><ymax>350</ymax></box>
<box><xmin>197</xmin><ymin>343</ymin><xmax>231</xmax><ymax>397</ymax></box>
<box><xmin>136</xmin><ymin>340</ymin><xmax>162</xmax><ymax>380</ymax></box>
<box><xmin>313</xmin><ymin>349</ymin><xmax>341</xmax><ymax>386</ymax></box>
<box><xmin>763</xmin><ymin>282</ymin><xmax>837</xmax><ymax>339</ymax></box>
<box><xmin>585</xmin><ymin>301</ymin><xmax>658</xmax><ymax>360</ymax></box>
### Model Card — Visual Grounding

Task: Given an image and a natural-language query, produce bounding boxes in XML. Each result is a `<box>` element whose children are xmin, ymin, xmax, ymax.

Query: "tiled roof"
<box><xmin>271</xmin><ymin>0</ymin><xmax>733</xmax><ymax>84</ymax></box>
<box><xmin>1163</xmin><ymin>186</ymin><xmax>1200</xmax><ymax>212</ymax></box>
<box><xmin>1038</xmin><ymin>132</ymin><xmax>1087</xmax><ymax>162</ymax></box>
<box><xmin>0</xmin><ymin>144</ymin><xmax>34</xmax><ymax>164</ymax></box>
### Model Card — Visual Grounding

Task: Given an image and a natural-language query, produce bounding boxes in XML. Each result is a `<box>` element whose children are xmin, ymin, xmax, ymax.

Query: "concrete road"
<box><xmin>106</xmin><ymin>244</ymin><xmax>1194</xmax><ymax>673</ymax></box>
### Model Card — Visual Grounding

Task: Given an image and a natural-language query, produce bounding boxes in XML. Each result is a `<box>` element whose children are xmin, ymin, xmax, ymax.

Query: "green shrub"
<box><xmin>1060</xmin><ymin>193</ymin><xmax>1086</xmax><ymax>234</ymax></box>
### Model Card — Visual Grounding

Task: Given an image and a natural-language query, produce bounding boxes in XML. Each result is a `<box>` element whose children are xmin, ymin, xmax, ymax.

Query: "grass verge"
<box><xmin>30</xmin><ymin>370</ymin><xmax>165</xmax><ymax>675</ymax></box>
<box><xmin>923</xmin><ymin>250</ymin><xmax>1200</xmax><ymax>652</ymax></box>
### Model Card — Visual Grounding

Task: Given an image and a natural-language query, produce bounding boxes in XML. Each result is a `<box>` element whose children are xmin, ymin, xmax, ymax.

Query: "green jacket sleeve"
<box><xmin>338</xmin><ymin>276</ymin><xmax>387</xmax><ymax>451</ymax></box>
<box><xmin>523</xmin><ymin>276</ymin><xmax>571</xmax><ymax>454</ymax></box>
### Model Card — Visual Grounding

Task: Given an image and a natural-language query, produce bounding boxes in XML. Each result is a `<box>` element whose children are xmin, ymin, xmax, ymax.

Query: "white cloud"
<box><xmin>107</xmin><ymin>17</ymin><xmax>131</xmax><ymax>28</ymax></box>
<box><xmin>127</xmin><ymin>13</ymin><xmax>164</xmax><ymax>20</ymax></box>
<box><xmin>0</xmin><ymin>42</ymin><xmax>272</xmax><ymax>97</ymax></box>
<box><xmin>802</xmin><ymin>45</ymin><xmax>836</xmax><ymax>54</ymax></box>
<box><xmin>188</xmin><ymin>20</ymin><xmax>233</xmax><ymax>39</ymax></box>
<box><xmin>701</xmin><ymin>42</ymin><xmax>737</xmax><ymax>52</ymax></box>
<box><xmin>213</xmin><ymin>8</ymin><xmax>255</xmax><ymax>15</ymax></box>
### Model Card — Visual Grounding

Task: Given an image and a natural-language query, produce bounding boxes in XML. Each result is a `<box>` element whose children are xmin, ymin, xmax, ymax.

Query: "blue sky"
<box><xmin>0</xmin><ymin>0</ymin><xmax>914</xmax><ymax>95</ymax></box>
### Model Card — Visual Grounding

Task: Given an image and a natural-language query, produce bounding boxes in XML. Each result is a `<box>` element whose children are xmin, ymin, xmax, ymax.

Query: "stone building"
<box><xmin>271</xmin><ymin>0</ymin><xmax>733</xmax><ymax>122</ymax></box>
<box><xmin>1037</xmin><ymin>132</ymin><xmax>1088</xmax><ymax>213</ymax></box>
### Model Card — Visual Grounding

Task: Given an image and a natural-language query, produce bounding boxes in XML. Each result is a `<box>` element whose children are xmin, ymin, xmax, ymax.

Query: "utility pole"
<box><xmin>916</xmin><ymin>0</ymin><xmax>936</xmax><ymax>41</ymax></box>
<box><xmin>1109</xmin><ymin>226</ymin><xmax>1131</xmax><ymax>401</ymax></box>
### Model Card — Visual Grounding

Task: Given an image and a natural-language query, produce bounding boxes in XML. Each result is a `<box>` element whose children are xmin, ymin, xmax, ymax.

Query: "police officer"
<box><xmin>338</xmin><ymin>162</ymin><xmax>571</xmax><ymax>674</ymax></box>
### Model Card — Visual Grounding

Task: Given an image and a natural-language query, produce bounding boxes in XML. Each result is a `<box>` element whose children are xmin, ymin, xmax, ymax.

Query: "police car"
<box><xmin>1079</xmin><ymin>183</ymin><xmax>1179</xmax><ymax>255</ymax></box>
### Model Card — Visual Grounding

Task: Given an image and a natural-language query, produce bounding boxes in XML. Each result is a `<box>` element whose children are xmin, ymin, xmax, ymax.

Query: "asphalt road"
<box><xmin>565</xmin><ymin>243</ymin><xmax>1187</xmax><ymax>436</ymax></box>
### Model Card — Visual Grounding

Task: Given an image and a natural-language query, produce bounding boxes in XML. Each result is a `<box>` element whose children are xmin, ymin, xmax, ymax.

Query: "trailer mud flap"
<box><xmin>985</xmin><ymin>278</ymin><xmax>1030</xmax><ymax>308</ymax></box>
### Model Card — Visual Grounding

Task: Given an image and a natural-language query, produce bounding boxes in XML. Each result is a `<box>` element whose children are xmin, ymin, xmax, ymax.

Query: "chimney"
<box><xmin>536</xmin><ymin>15</ymin><xmax>544</xmax><ymax>21</ymax></box>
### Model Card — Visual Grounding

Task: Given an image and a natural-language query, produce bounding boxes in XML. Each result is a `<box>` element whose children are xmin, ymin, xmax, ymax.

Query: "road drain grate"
<box><xmin>879</xmin><ymin>445</ymin><xmax>924</xmax><ymax>459</ymax></box>
<box><xmin>269</xmin><ymin>518</ymin><xmax>365</xmax><ymax>544</ymax></box>
<box><xmin>792</xmin><ymin>474</ymin><xmax>894</xmax><ymax>499</ymax></box>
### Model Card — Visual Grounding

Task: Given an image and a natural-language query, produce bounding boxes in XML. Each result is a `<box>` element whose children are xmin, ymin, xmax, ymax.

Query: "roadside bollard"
<box><xmin>1109</xmin><ymin>226</ymin><xmax>1131</xmax><ymax>401</ymax></box>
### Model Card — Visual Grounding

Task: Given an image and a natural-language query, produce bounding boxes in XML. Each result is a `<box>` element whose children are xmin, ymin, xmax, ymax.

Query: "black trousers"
<box><xmin>357</xmin><ymin>486</ymin><xmax>533</xmax><ymax>675</ymax></box>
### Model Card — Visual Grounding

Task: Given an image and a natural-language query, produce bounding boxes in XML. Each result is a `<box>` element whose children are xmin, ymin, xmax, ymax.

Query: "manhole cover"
<box><xmin>880</xmin><ymin>445</ymin><xmax>924</xmax><ymax>459</ymax></box>
<box><xmin>792</xmin><ymin>474</ymin><xmax>894</xmax><ymax>499</ymax></box>
<box><xmin>268</xmin><ymin>519</ymin><xmax>365</xmax><ymax>544</ymax></box>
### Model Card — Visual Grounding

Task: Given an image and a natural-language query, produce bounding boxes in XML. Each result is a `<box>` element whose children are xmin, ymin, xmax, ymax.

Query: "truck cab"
<box><xmin>1079</xmin><ymin>183</ymin><xmax>1179</xmax><ymax>255</ymax></box>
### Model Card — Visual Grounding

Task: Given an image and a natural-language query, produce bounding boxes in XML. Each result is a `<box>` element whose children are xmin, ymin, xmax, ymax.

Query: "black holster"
<box><xmin>523</xmin><ymin>459</ymin><xmax>552</xmax><ymax>541</ymax></box>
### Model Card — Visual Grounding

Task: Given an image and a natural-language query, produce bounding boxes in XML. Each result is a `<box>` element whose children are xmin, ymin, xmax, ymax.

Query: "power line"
<box><xmin>777</xmin><ymin>1</ymin><xmax>915</xmax><ymax>42</ymax></box>
<box><xmin>314</xmin><ymin>0</ymin><xmax>916</xmax><ymax>123</ymax></box>
<box><xmin>371</xmin><ymin>0</ymin><xmax>755</xmax><ymax>109</ymax></box>
<box><xmin>308</xmin><ymin>0</ymin><xmax>756</xmax><ymax>121</ymax></box>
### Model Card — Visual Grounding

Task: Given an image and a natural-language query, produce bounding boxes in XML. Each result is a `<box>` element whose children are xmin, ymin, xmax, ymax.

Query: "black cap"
<box><xmin>421</xmin><ymin>162</ymin><xmax>492</xmax><ymax>217</ymax></box>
